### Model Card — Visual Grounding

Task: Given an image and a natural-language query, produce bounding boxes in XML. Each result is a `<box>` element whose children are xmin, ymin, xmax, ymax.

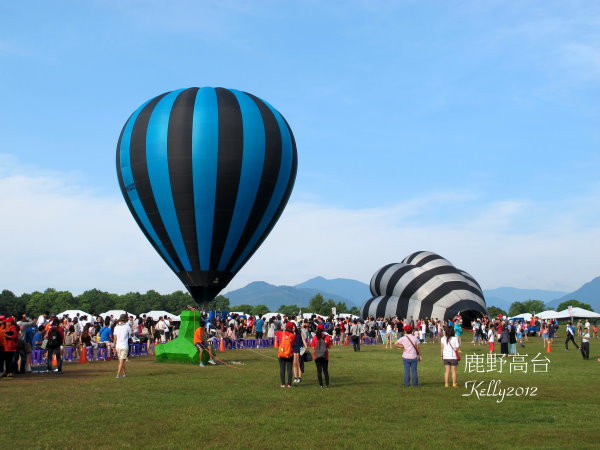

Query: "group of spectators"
<box><xmin>0</xmin><ymin>311</ymin><xmax>182</xmax><ymax>377</ymax></box>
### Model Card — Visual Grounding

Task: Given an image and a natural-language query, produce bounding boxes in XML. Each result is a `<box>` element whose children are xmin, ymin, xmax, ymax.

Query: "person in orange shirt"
<box><xmin>193</xmin><ymin>320</ymin><xmax>216</xmax><ymax>367</ymax></box>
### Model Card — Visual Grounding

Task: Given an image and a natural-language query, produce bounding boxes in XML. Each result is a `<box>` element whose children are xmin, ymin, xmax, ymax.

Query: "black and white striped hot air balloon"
<box><xmin>360</xmin><ymin>251</ymin><xmax>487</xmax><ymax>324</ymax></box>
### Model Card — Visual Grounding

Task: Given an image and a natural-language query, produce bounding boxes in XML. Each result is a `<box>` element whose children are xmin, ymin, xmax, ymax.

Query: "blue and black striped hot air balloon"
<box><xmin>116</xmin><ymin>87</ymin><xmax>297</xmax><ymax>305</ymax></box>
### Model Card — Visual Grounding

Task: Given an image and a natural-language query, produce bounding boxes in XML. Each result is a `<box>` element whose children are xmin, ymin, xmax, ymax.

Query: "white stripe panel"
<box><xmin>368</xmin><ymin>297</ymin><xmax>383</xmax><ymax>317</ymax></box>
<box><xmin>384</xmin><ymin>296</ymin><xmax>401</xmax><ymax>318</ymax></box>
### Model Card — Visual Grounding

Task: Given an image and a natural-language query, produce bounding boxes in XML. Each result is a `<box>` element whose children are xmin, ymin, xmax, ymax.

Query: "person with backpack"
<box><xmin>310</xmin><ymin>324</ymin><xmax>332</xmax><ymax>388</ymax></box>
<box><xmin>276</xmin><ymin>322</ymin><xmax>295</xmax><ymax>388</ymax></box>
<box><xmin>45</xmin><ymin>319</ymin><xmax>64</xmax><ymax>373</ymax></box>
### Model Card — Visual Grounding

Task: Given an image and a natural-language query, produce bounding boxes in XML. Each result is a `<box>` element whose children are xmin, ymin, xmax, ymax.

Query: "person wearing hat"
<box><xmin>395</xmin><ymin>324</ymin><xmax>421</xmax><ymax>387</ymax></box>
<box><xmin>276</xmin><ymin>322</ymin><xmax>296</xmax><ymax>387</ymax></box>
<box><xmin>580</xmin><ymin>326</ymin><xmax>590</xmax><ymax>360</ymax></box>
<box><xmin>113</xmin><ymin>314</ymin><xmax>131</xmax><ymax>378</ymax></box>
<box><xmin>3</xmin><ymin>317</ymin><xmax>19</xmax><ymax>377</ymax></box>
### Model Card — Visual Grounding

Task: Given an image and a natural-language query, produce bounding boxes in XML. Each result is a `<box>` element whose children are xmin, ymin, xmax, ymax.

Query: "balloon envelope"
<box><xmin>116</xmin><ymin>87</ymin><xmax>297</xmax><ymax>304</ymax></box>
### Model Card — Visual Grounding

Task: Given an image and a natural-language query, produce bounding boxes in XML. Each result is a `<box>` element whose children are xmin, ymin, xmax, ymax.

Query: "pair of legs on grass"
<box><xmin>195</xmin><ymin>342</ymin><xmax>216</xmax><ymax>366</ymax></box>
<box><xmin>444</xmin><ymin>359</ymin><xmax>458</xmax><ymax>387</ymax></box>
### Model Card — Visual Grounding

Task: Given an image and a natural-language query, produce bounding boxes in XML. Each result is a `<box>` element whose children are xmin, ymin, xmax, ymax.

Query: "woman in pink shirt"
<box><xmin>395</xmin><ymin>325</ymin><xmax>421</xmax><ymax>387</ymax></box>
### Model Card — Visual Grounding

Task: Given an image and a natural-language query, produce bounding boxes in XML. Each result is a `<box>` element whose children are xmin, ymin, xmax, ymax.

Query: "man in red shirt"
<box><xmin>194</xmin><ymin>320</ymin><xmax>216</xmax><ymax>367</ymax></box>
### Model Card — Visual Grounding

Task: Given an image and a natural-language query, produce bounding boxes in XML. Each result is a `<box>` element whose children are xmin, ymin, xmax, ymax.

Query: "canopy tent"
<box><xmin>509</xmin><ymin>313</ymin><xmax>533</xmax><ymax>320</ymax></box>
<box><xmin>536</xmin><ymin>310</ymin><xmax>559</xmax><ymax>319</ymax></box>
<box><xmin>555</xmin><ymin>307</ymin><xmax>600</xmax><ymax>319</ymax></box>
<box><xmin>57</xmin><ymin>309</ymin><xmax>91</xmax><ymax>319</ymax></box>
<box><xmin>99</xmin><ymin>310</ymin><xmax>135</xmax><ymax>319</ymax></box>
<box><xmin>300</xmin><ymin>313</ymin><xmax>327</xmax><ymax>320</ymax></box>
<box><xmin>142</xmin><ymin>311</ymin><xmax>180</xmax><ymax>321</ymax></box>
<box><xmin>336</xmin><ymin>313</ymin><xmax>360</xmax><ymax>320</ymax></box>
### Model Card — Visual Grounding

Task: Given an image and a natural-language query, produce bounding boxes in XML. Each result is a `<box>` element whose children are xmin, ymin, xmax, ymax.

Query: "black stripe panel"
<box><xmin>384</xmin><ymin>265</ymin><xmax>414</xmax><ymax>296</ymax></box>
<box><xmin>361</xmin><ymin>297</ymin><xmax>378</xmax><ymax>319</ymax></box>
<box><xmin>375</xmin><ymin>295</ymin><xmax>390</xmax><ymax>318</ymax></box>
<box><xmin>398</xmin><ymin>266</ymin><xmax>462</xmax><ymax>300</ymax></box>
<box><xmin>210</xmin><ymin>88</ymin><xmax>243</xmax><ymax>271</ymax></box>
<box><xmin>411</xmin><ymin>253</ymin><xmax>447</xmax><ymax>267</ymax></box>
<box><xmin>443</xmin><ymin>300</ymin><xmax>488</xmax><ymax>321</ymax></box>
<box><xmin>419</xmin><ymin>282</ymin><xmax>485</xmax><ymax>318</ymax></box>
<box><xmin>460</xmin><ymin>270</ymin><xmax>483</xmax><ymax>291</ymax></box>
<box><xmin>403</xmin><ymin>251</ymin><xmax>424</xmax><ymax>264</ymax></box>
<box><xmin>224</xmin><ymin>93</ymin><xmax>281</xmax><ymax>272</ymax></box>
<box><xmin>372</xmin><ymin>263</ymin><xmax>396</xmax><ymax>296</ymax></box>
<box><xmin>395</xmin><ymin>297</ymin><xmax>410</xmax><ymax>320</ymax></box>
<box><xmin>129</xmin><ymin>93</ymin><xmax>184</xmax><ymax>272</ymax></box>
<box><xmin>232</xmin><ymin>116</ymin><xmax>297</xmax><ymax>272</ymax></box>
<box><xmin>168</xmin><ymin>88</ymin><xmax>200</xmax><ymax>271</ymax></box>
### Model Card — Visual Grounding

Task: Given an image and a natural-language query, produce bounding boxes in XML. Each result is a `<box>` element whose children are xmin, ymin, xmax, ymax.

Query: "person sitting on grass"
<box><xmin>194</xmin><ymin>320</ymin><xmax>216</xmax><ymax>367</ymax></box>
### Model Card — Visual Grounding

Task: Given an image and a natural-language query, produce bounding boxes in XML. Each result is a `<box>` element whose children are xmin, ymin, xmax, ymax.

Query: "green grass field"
<box><xmin>2</xmin><ymin>334</ymin><xmax>599</xmax><ymax>449</ymax></box>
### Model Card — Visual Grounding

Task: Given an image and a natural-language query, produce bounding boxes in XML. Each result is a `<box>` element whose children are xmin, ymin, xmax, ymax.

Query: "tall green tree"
<box><xmin>556</xmin><ymin>299</ymin><xmax>593</xmax><ymax>312</ymax></box>
<box><xmin>309</xmin><ymin>293</ymin><xmax>325</xmax><ymax>314</ymax></box>
<box><xmin>508</xmin><ymin>300</ymin><xmax>547</xmax><ymax>317</ymax></box>
<box><xmin>206</xmin><ymin>295</ymin><xmax>230</xmax><ymax>311</ymax></box>
<box><xmin>277</xmin><ymin>304</ymin><xmax>300</xmax><ymax>316</ymax></box>
<box><xmin>251</xmin><ymin>304</ymin><xmax>270</xmax><ymax>316</ymax></box>
<box><xmin>230</xmin><ymin>304</ymin><xmax>254</xmax><ymax>314</ymax></box>
<box><xmin>0</xmin><ymin>290</ymin><xmax>23</xmax><ymax>316</ymax></box>
<box><xmin>487</xmin><ymin>306</ymin><xmax>507</xmax><ymax>317</ymax></box>
<box><xmin>76</xmin><ymin>289</ymin><xmax>116</xmax><ymax>315</ymax></box>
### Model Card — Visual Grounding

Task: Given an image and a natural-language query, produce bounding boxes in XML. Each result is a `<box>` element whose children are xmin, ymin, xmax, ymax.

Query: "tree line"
<box><xmin>0</xmin><ymin>289</ymin><xmax>360</xmax><ymax>318</ymax></box>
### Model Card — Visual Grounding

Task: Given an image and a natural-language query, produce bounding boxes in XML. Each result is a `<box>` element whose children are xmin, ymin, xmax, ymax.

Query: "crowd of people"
<box><xmin>1</xmin><ymin>309</ymin><xmax>597</xmax><ymax>388</ymax></box>
<box><xmin>0</xmin><ymin>311</ymin><xmax>180</xmax><ymax>377</ymax></box>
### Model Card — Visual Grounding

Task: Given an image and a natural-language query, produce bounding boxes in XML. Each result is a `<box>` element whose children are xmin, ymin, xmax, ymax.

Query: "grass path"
<box><xmin>1</xmin><ymin>335</ymin><xmax>599</xmax><ymax>449</ymax></box>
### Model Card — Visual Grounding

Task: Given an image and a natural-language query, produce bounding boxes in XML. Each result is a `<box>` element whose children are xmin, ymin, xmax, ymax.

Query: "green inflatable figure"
<box><xmin>155</xmin><ymin>310</ymin><xmax>213</xmax><ymax>364</ymax></box>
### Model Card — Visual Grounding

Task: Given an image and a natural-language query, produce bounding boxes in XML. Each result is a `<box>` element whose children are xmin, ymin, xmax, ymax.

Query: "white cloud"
<box><xmin>2</xmin><ymin>155</ymin><xmax>599</xmax><ymax>297</ymax></box>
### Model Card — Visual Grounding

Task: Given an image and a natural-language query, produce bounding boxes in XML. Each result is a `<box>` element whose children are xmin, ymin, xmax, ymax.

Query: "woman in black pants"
<box><xmin>311</xmin><ymin>324</ymin><xmax>332</xmax><ymax>388</ymax></box>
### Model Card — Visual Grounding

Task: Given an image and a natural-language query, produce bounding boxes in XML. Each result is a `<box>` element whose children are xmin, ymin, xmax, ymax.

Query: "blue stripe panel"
<box><xmin>218</xmin><ymin>90</ymin><xmax>266</xmax><ymax>270</ymax></box>
<box><xmin>119</xmin><ymin>100</ymin><xmax>178</xmax><ymax>272</ymax></box>
<box><xmin>145</xmin><ymin>89</ymin><xmax>192</xmax><ymax>271</ymax></box>
<box><xmin>191</xmin><ymin>87</ymin><xmax>219</xmax><ymax>271</ymax></box>
<box><xmin>231</xmin><ymin>101</ymin><xmax>293</xmax><ymax>272</ymax></box>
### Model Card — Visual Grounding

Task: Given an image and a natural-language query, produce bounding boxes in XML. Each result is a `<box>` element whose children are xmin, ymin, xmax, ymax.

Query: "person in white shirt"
<box><xmin>441</xmin><ymin>326</ymin><xmax>461</xmax><ymax>388</ymax></box>
<box><xmin>113</xmin><ymin>314</ymin><xmax>131</xmax><ymax>378</ymax></box>
<box><xmin>36</xmin><ymin>312</ymin><xmax>48</xmax><ymax>328</ymax></box>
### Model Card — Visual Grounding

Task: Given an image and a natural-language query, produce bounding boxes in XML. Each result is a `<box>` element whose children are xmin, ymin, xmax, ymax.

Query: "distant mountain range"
<box><xmin>483</xmin><ymin>287</ymin><xmax>568</xmax><ymax>311</ymax></box>
<box><xmin>223</xmin><ymin>279</ymin><xmax>365</xmax><ymax>312</ymax></box>
<box><xmin>224</xmin><ymin>275</ymin><xmax>600</xmax><ymax>313</ymax></box>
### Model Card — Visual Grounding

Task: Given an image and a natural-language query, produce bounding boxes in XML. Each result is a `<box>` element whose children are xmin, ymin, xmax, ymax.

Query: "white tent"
<box><xmin>57</xmin><ymin>309</ymin><xmax>91</xmax><ymax>319</ymax></box>
<box><xmin>142</xmin><ymin>310</ymin><xmax>180</xmax><ymax>321</ymax></box>
<box><xmin>100</xmin><ymin>310</ymin><xmax>135</xmax><ymax>319</ymax></box>
<box><xmin>555</xmin><ymin>307</ymin><xmax>600</xmax><ymax>319</ymax></box>
<box><xmin>536</xmin><ymin>310</ymin><xmax>558</xmax><ymax>319</ymax></box>
<box><xmin>337</xmin><ymin>313</ymin><xmax>360</xmax><ymax>320</ymax></box>
<box><xmin>509</xmin><ymin>313</ymin><xmax>532</xmax><ymax>320</ymax></box>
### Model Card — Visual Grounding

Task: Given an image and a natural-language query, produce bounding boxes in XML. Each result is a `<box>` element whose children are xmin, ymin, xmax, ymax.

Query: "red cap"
<box><xmin>285</xmin><ymin>322</ymin><xmax>295</xmax><ymax>329</ymax></box>
<box><xmin>403</xmin><ymin>324</ymin><xmax>413</xmax><ymax>333</ymax></box>
<box><xmin>5</xmin><ymin>317</ymin><xmax>15</xmax><ymax>323</ymax></box>
<box><xmin>317</xmin><ymin>324</ymin><xmax>325</xmax><ymax>330</ymax></box>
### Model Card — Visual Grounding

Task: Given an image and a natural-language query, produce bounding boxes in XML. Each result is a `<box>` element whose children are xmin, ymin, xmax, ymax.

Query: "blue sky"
<box><xmin>1</xmin><ymin>0</ymin><xmax>599</xmax><ymax>296</ymax></box>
